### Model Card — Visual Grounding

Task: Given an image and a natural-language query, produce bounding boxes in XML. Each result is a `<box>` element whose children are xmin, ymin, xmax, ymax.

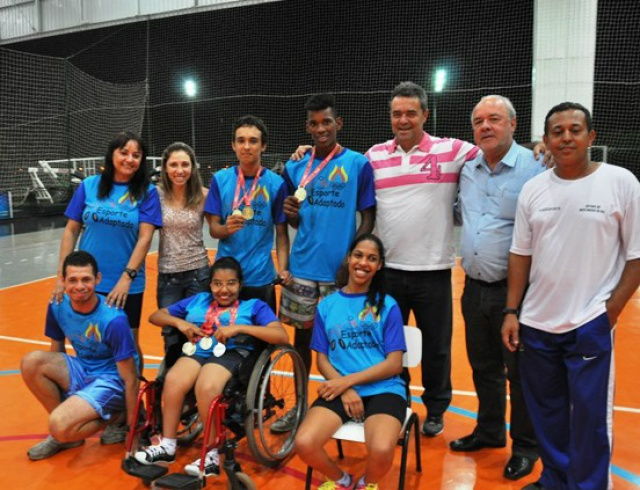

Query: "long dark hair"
<box><xmin>347</xmin><ymin>233</ymin><xmax>387</xmax><ymax>316</ymax></box>
<box><xmin>160</xmin><ymin>142</ymin><xmax>203</xmax><ymax>208</ymax></box>
<box><xmin>98</xmin><ymin>131</ymin><xmax>149</xmax><ymax>201</ymax></box>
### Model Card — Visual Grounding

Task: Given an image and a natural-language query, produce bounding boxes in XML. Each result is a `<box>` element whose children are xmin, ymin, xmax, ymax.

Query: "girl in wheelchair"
<box><xmin>135</xmin><ymin>256</ymin><xmax>288</xmax><ymax>476</ymax></box>
<box><xmin>295</xmin><ymin>234</ymin><xmax>407</xmax><ymax>490</ymax></box>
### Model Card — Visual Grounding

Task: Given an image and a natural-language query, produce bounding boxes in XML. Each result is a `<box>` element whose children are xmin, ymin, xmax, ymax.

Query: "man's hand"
<box><xmin>283</xmin><ymin>195</ymin><xmax>301</xmax><ymax>219</ymax></box>
<box><xmin>533</xmin><ymin>142</ymin><xmax>554</xmax><ymax>168</ymax></box>
<box><xmin>277</xmin><ymin>270</ymin><xmax>293</xmax><ymax>286</ymax></box>
<box><xmin>225</xmin><ymin>214</ymin><xmax>246</xmax><ymax>236</ymax></box>
<box><xmin>290</xmin><ymin>145</ymin><xmax>312</xmax><ymax>161</ymax></box>
<box><xmin>605</xmin><ymin>300</ymin><xmax>622</xmax><ymax>329</ymax></box>
<box><xmin>501</xmin><ymin>314</ymin><xmax>520</xmax><ymax>352</ymax></box>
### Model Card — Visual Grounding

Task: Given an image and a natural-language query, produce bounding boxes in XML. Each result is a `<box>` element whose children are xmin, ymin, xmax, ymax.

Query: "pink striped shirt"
<box><xmin>366</xmin><ymin>132</ymin><xmax>478</xmax><ymax>270</ymax></box>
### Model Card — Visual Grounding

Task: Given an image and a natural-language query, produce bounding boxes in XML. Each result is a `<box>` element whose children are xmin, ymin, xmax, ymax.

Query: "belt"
<box><xmin>466</xmin><ymin>276</ymin><xmax>507</xmax><ymax>288</ymax></box>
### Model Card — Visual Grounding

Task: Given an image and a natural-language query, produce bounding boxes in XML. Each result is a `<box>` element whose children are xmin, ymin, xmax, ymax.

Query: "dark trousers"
<box><xmin>520</xmin><ymin>314</ymin><xmax>613</xmax><ymax>490</ymax></box>
<box><xmin>461</xmin><ymin>277</ymin><xmax>537</xmax><ymax>459</ymax></box>
<box><xmin>385</xmin><ymin>267</ymin><xmax>452</xmax><ymax>417</ymax></box>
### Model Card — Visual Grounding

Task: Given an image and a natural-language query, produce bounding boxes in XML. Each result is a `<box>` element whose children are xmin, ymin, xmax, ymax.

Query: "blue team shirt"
<box><xmin>204</xmin><ymin>167</ymin><xmax>287</xmax><ymax>287</ymax></box>
<box><xmin>65</xmin><ymin>175</ymin><xmax>163</xmax><ymax>294</ymax></box>
<box><xmin>311</xmin><ymin>291</ymin><xmax>406</xmax><ymax>398</ymax></box>
<box><xmin>167</xmin><ymin>293</ymin><xmax>278</xmax><ymax>356</ymax></box>
<box><xmin>283</xmin><ymin>148</ymin><xmax>376</xmax><ymax>282</ymax></box>
<box><xmin>45</xmin><ymin>295</ymin><xmax>139</xmax><ymax>376</ymax></box>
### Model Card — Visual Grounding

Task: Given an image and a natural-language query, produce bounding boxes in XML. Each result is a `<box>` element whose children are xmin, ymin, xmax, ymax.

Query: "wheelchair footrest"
<box><xmin>154</xmin><ymin>473</ymin><xmax>203</xmax><ymax>489</ymax></box>
<box><xmin>122</xmin><ymin>457</ymin><xmax>169</xmax><ymax>481</ymax></box>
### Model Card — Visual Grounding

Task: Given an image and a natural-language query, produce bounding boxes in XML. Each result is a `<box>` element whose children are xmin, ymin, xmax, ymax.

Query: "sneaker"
<box><xmin>134</xmin><ymin>444</ymin><xmax>176</xmax><ymax>466</ymax></box>
<box><xmin>100</xmin><ymin>423</ymin><xmax>129</xmax><ymax>445</ymax></box>
<box><xmin>421</xmin><ymin>416</ymin><xmax>444</xmax><ymax>437</ymax></box>
<box><xmin>317</xmin><ymin>474</ymin><xmax>355</xmax><ymax>490</ymax></box>
<box><xmin>270</xmin><ymin>408</ymin><xmax>297</xmax><ymax>433</ymax></box>
<box><xmin>27</xmin><ymin>435</ymin><xmax>84</xmax><ymax>461</ymax></box>
<box><xmin>184</xmin><ymin>449</ymin><xmax>220</xmax><ymax>477</ymax></box>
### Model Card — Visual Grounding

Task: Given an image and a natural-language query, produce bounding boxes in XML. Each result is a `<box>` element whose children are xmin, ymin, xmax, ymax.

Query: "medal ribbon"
<box><xmin>298</xmin><ymin>144</ymin><xmax>342</xmax><ymax>189</ymax></box>
<box><xmin>201</xmin><ymin>300</ymin><xmax>239</xmax><ymax>336</ymax></box>
<box><xmin>232</xmin><ymin>166</ymin><xmax>263</xmax><ymax>211</ymax></box>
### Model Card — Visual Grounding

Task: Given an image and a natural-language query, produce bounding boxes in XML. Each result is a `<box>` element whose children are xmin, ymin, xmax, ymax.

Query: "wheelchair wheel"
<box><xmin>227</xmin><ymin>472</ymin><xmax>255</xmax><ymax>490</ymax></box>
<box><xmin>244</xmin><ymin>344</ymin><xmax>307</xmax><ymax>467</ymax></box>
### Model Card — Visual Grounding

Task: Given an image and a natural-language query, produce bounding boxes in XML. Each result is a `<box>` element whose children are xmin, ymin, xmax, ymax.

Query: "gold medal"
<box><xmin>199</xmin><ymin>337</ymin><xmax>213</xmax><ymax>351</ymax></box>
<box><xmin>213</xmin><ymin>342</ymin><xmax>227</xmax><ymax>357</ymax></box>
<box><xmin>232</xmin><ymin>208</ymin><xmax>242</xmax><ymax>217</ymax></box>
<box><xmin>294</xmin><ymin>187</ymin><xmax>307</xmax><ymax>202</ymax></box>
<box><xmin>182</xmin><ymin>342</ymin><xmax>196</xmax><ymax>356</ymax></box>
<box><xmin>241</xmin><ymin>206</ymin><xmax>254</xmax><ymax>220</ymax></box>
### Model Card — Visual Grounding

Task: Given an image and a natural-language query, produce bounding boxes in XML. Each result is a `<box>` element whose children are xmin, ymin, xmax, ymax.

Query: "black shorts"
<box><xmin>97</xmin><ymin>291</ymin><xmax>144</xmax><ymax>330</ymax></box>
<box><xmin>312</xmin><ymin>392</ymin><xmax>407</xmax><ymax>425</ymax></box>
<box><xmin>181</xmin><ymin>348</ymin><xmax>256</xmax><ymax>377</ymax></box>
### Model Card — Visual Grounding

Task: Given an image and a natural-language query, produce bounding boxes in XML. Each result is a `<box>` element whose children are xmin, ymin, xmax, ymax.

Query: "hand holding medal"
<box><xmin>231</xmin><ymin>166</ymin><xmax>262</xmax><ymax>220</ymax></box>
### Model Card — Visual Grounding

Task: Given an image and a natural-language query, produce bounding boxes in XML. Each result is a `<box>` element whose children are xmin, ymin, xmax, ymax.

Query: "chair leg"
<box><xmin>336</xmin><ymin>439</ymin><xmax>344</xmax><ymax>459</ymax></box>
<box><xmin>305</xmin><ymin>466</ymin><xmax>313</xmax><ymax>490</ymax></box>
<box><xmin>398</xmin><ymin>419</ymin><xmax>411</xmax><ymax>490</ymax></box>
<box><xmin>413</xmin><ymin>415</ymin><xmax>422</xmax><ymax>472</ymax></box>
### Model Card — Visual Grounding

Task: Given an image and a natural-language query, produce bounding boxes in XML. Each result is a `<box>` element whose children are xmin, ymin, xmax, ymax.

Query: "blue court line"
<box><xmin>411</xmin><ymin>395</ymin><xmax>640</xmax><ymax>487</ymax></box>
<box><xmin>0</xmin><ymin>368</ymin><xmax>637</xmax><ymax>485</ymax></box>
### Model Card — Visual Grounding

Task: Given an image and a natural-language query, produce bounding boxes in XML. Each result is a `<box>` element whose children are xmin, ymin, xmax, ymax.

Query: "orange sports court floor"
<box><xmin>1</xmin><ymin>252</ymin><xmax>638</xmax><ymax>490</ymax></box>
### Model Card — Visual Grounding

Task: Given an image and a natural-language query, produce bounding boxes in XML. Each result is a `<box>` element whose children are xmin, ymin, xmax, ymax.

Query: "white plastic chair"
<box><xmin>305</xmin><ymin>326</ymin><xmax>423</xmax><ymax>490</ymax></box>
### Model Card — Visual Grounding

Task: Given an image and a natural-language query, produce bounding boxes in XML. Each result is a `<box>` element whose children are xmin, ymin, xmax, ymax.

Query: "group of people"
<box><xmin>19</xmin><ymin>81</ymin><xmax>639</xmax><ymax>490</ymax></box>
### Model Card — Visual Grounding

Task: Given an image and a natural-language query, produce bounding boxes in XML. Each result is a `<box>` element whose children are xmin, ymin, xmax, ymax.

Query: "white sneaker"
<box><xmin>184</xmin><ymin>449</ymin><xmax>220</xmax><ymax>477</ymax></box>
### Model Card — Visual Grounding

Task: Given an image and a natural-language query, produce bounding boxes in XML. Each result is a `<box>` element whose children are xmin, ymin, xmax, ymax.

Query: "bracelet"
<box><xmin>502</xmin><ymin>307</ymin><xmax>519</xmax><ymax>316</ymax></box>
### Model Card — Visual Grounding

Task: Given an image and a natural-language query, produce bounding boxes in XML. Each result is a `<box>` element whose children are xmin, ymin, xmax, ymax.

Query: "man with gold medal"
<box><xmin>205</xmin><ymin>115</ymin><xmax>291</xmax><ymax>313</ymax></box>
<box><xmin>272</xmin><ymin>93</ymin><xmax>376</xmax><ymax>433</ymax></box>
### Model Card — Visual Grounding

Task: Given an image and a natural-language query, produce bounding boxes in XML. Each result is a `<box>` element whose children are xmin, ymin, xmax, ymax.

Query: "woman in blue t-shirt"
<box><xmin>135</xmin><ymin>257</ymin><xmax>288</xmax><ymax>477</ymax></box>
<box><xmin>54</xmin><ymin>132</ymin><xmax>162</xmax><ymax>380</ymax></box>
<box><xmin>295</xmin><ymin>234</ymin><xmax>407</xmax><ymax>490</ymax></box>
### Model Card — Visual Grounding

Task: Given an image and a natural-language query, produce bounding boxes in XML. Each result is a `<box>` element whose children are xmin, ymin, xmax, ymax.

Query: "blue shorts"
<box><xmin>63</xmin><ymin>355</ymin><xmax>125</xmax><ymax>421</ymax></box>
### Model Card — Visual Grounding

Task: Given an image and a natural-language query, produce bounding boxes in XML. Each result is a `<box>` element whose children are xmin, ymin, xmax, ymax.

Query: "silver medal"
<box><xmin>200</xmin><ymin>337</ymin><xmax>213</xmax><ymax>351</ymax></box>
<box><xmin>213</xmin><ymin>342</ymin><xmax>227</xmax><ymax>357</ymax></box>
<box><xmin>182</xmin><ymin>342</ymin><xmax>196</xmax><ymax>356</ymax></box>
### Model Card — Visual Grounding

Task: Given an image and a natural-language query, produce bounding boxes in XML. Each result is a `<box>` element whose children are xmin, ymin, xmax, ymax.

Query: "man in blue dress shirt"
<box><xmin>453</xmin><ymin>95</ymin><xmax>543</xmax><ymax>481</ymax></box>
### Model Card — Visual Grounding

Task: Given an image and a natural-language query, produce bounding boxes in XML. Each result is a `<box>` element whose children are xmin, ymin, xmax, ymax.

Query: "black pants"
<box><xmin>385</xmin><ymin>268</ymin><xmax>452</xmax><ymax>417</ymax></box>
<box><xmin>461</xmin><ymin>276</ymin><xmax>537</xmax><ymax>459</ymax></box>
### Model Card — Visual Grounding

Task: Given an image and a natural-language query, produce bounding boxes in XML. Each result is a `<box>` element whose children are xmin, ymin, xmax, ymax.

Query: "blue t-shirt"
<box><xmin>65</xmin><ymin>175</ymin><xmax>163</xmax><ymax>294</ymax></box>
<box><xmin>283</xmin><ymin>148</ymin><xmax>375</xmax><ymax>282</ymax></box>
<box><xmin>167</xmin><ymin>293</ymin><xmax>278</xmax><ymax>356</ymax></box>
<box><xmin>204</xmin><ymin>167</ymin><xmax>287</xmax><ymax>287</ymax></box>
<box><xmin>45</xmin><ymin>295</ymin><xmax>139</xmax><ymax>377</ymax></box>
<box><xmin>311</xmin><ymin>290</ymin><xmax>406</xmax><ymax>398</ymax></box>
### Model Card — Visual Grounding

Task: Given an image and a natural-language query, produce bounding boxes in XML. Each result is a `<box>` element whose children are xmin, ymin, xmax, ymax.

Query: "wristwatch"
<box><xmin>502</xmin><ymin>307</ymin><xmax>519</xmax><ymax>316</ymax></box>
<box><xmin>124</xmin><ymin>268</ymin><xmax>138</xmax><ymax>280</ymax></box>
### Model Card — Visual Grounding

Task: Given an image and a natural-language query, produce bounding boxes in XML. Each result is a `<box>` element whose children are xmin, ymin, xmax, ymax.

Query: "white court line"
<box><xmin>0</xmin><ymin>275</ymin><xmax>57</xmax><ymax>292</ymax></box>
<box><xmin>0</xmin><ymin>335</ymin><xmax>163</xmax><ymax>360</ymax></box>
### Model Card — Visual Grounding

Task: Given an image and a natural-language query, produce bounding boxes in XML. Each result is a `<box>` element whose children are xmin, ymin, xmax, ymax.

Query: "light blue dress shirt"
<box><xmin>458</xmin><ymin>142</ymin><xmax>545</xmax><ymax>283</ymax></box>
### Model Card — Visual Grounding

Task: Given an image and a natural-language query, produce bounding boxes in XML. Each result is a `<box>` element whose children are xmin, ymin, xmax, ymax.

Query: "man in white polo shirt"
<box><xmin>502</xmin><ymin>102</ymin><xmax>640</xmax><ymax>490</ymax></box>
<box><xmin>366</xmin><ymin>82</ymin><xmax>480</xmax><ymax>436</ymax></box>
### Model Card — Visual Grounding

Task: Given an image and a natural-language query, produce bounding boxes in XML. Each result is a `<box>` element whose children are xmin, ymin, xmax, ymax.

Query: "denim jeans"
<box><xmin>157</xmin><ymin>264</ymin><xmax>211</xmax><ymax>368</ymax></box>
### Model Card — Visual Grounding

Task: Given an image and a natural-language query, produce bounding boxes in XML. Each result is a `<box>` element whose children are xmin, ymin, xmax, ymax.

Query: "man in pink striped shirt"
<box><xmin>366</xmin><ymin>82</ymin><xmax>479</xmax><ymax>437</ymax></box>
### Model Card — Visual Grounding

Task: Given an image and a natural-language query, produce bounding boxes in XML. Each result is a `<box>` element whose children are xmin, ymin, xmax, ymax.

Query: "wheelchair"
<box><xmin>122</xmin><ymin>342</ymin><xmax>307</xmax><ymax>489</ymax></box>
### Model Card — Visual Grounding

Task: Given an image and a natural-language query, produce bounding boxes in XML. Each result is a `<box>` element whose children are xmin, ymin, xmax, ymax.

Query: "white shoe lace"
<box><xmin>145</xmin><ymin>445</ymin><xmax>169</xmax><ymax>459</ymax></box>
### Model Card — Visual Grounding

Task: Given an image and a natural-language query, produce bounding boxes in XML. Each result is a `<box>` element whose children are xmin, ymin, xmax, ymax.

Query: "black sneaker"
<box><xmin>421</xmin><ymin>416</ymin><xmax>444</xmax><ymax>437</ymax></box>
<box><xmin>184</xmin><ymin>450</ymin><xmax>220</xmax><ymax>477</ymax></box>
<box><xmin>134</xmin><ymin>444</ymin><xmax>176</xmax><ymax>466</ymax></box>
